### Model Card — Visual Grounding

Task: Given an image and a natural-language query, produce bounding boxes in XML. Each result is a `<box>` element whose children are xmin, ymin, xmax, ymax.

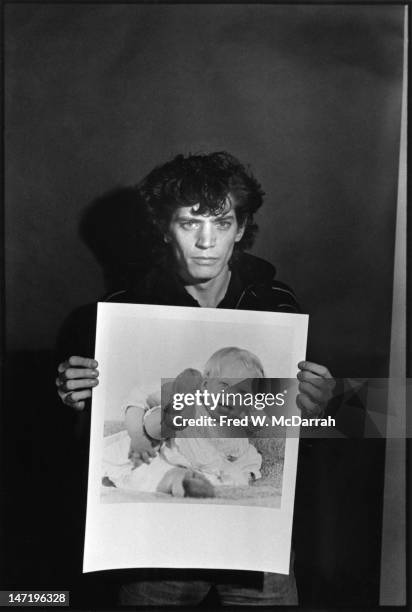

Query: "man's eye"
<box><xmin>216</xmin><ymin>221</ymin><xmax>231</xmax><ymax>229</ymax></box>
<box><xmin>180</xmin><ymin>221</ymin><xmax>199</xmax><ymax>230</ymax></box>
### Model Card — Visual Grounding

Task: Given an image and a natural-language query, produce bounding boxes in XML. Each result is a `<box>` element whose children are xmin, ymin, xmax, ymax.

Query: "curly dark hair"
<box><xmin>136</xmin><ymin>151</ymin><xmax>264</xmax><ymax>255</ymax></box>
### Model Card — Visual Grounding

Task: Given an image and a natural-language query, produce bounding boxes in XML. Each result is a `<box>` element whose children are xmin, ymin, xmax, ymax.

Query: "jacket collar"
<box><xmin>130</xmin><ymin>252</ymin><xmax>276</xmax><ymax>308</ymax></box>
<box><xmin>232</xmin><ymin>252</ymin><xmax>276</xmax><ymax>287</ymax></box>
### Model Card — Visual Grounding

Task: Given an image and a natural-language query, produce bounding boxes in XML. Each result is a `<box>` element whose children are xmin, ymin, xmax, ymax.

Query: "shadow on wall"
<box><xmin>1</xmin><ymin>350</ymin><xmax>121</xmax><ymax>606</ymax></box>
<box><xmin>79</xmin><ymin>187</ymin><xmax>156</xmax><ymax>295</ymax></box>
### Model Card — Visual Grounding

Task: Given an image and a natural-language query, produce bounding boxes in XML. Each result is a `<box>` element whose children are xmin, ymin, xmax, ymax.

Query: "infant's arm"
<box><xmin>123</xmin><ymin>405</ymin><xmax>158</xmax><ymax>467</ymax></box>
<box><xmin>124</xmin><ymin>405</ymin><xmax>159</xmax><ymax>451</ymax></box>
<box><xmin>123</xmin><ymin>367</ymin><xmax>203</xmax><ymax>460</ymax></box>
<box><xmin>120</xmin><ymin>385</ymin><xmax>158</xmax><ymax>446</ymax></box>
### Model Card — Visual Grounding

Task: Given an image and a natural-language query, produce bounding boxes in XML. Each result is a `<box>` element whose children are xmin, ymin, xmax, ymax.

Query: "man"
<box><xmin>56</xmin><ymin>151</ymin><xmax>335</xmax><ymax>605</ymax></box>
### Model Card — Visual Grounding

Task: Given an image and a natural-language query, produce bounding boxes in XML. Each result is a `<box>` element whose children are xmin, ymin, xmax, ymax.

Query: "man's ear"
<box><xmin>235</xmin><ymin>221</ymin><xmax>246</xmax><ymax>243</ymax></box>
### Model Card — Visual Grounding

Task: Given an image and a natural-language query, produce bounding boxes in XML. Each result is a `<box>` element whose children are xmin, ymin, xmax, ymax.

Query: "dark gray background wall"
<box><xmin>6</xmin><ymin>4</ymin><xmax>403</xmax><ymax>377</ymax></box>
<box><xmin>3</xmin><ymin>5</ymin><xmax>404</xmax><ymax>606</ymax></box>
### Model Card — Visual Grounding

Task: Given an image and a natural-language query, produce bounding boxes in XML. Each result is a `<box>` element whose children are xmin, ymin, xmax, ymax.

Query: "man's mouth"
<box><xmin>192</xmin><ymin>257</ymin><xmax>219</xmax><ymax>265</ymax></box>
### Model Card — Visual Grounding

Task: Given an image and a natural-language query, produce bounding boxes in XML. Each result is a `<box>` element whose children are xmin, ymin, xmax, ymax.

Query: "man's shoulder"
<box><xmin>234</xmin><ymin>253</ymin><xmax>301</xmax><ymax>313</ymax></box>
<box><xmin>238</xmin><ymin>280</ymin><xmax>300</xmax><ymax>313</ymax></box>
<box><xmin>104</xmin><ymin>289</ymin><xmax>135</xmax><ymax>303</ymax></box>
<box><xmin>56</xmin><ymin>301</ymin><xmax>99</xmax><ymax>359</ymax></box>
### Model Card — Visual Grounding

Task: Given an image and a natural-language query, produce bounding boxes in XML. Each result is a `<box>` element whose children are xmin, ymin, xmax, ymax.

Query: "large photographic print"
<box><xmin>84</xmin><ymin>303</ymin><xmax>307</xmax><ymax>574</ymax></box>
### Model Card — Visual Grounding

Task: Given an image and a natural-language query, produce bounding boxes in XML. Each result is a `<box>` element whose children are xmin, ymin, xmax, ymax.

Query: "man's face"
<box><xmin>166</xmin><ymin>199</ymin><xmax>245</xmax><ymax>283</ymax></box>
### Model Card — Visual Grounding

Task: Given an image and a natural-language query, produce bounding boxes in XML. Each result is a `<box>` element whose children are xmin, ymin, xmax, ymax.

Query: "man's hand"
<box><xmin>128</xmin><ymin>447</ymin><xmax>158</xmax><ymax>469</ymax></box>
<box><xmin>296</xmin><ymin>361</ymin><xmax>335</xmax><ymax>418</ymax></box>
<box><xmin>56</xmin><ymin>356</ymin><xmax>99</xmax><ymax>411</ymax></box>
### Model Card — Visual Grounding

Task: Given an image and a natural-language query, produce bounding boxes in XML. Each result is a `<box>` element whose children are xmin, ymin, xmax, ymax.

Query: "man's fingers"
<box><xmin>296</xmin><ymin>393</ymin><xmax>320</xmax><ymax>417</ymax></box>
<box><xmin>68</xmin><ymin>356</ymin><xmax>98</xmax><ymax>368</ymax></box>
<box><xmin>60</xmin><ymin>368</ymin><xmax>99</xmax><ymax>381</ymax></box>
<box><xmin>56</xmin><ymin>357</ymin><xmax>99</xmax><ymax>411</ymax></box>
<box><xmin>297</xmin><ymin>361</ymin><xmax>333</xmax><ymax>378</ymax></box>
<box><xmin>58</xmin><ymin>388</ymin><xmax>92</xmax><ymax>406</ymax></box>
<box><xmin>58</xmin><ymin>356</ymin><xmax>98</xmax><ymax>373</ymax></box>
<box><xmin>58</xmin><ymin>394</ymin><xmax>86</xmax><ymax>410</ymax></box>
<box><xmin>58</xmin><ymin>378</ymin><xmax>99</xmax><ymax>392</ymax></box>
<box><xmin>57</xmin><ymin>362</ymin><xmax>68</xmax><ymax>374</ymax></box>
<box><xmin>298</xmin><ymin>381</ymin><xmax>324</xmax><ymax>403</ymax></box>
<box><xmin>297</xmin><ymin>369</ymin><xmax>335</xmax><ymax>390</ymax></box>
<box><xmin>298</xmin><ymin>378</ymin><xmax>334</xmax><ymax>402</ymax></box>
<box><xmin>67</xmin><ymin>389</ymin><xmax>93</xmax><ymax>402</ymax></box>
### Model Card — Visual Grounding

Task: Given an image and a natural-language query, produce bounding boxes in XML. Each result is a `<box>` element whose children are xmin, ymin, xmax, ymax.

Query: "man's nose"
<box><xmin>196</xmin><ymin>224</ymin><xmax>216</xmax><ymax>249</ymax></box>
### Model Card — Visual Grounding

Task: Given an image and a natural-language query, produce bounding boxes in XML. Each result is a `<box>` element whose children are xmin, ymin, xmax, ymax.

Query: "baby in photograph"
<box><xmin>102</xmin><ymin>347</ymin><xmax>264</xmax><ymax>498</ymax></box>
<box><xmin>103</xmin><ymin>431</ymin><xmax>215</xmax><ymax>498</ymax></box>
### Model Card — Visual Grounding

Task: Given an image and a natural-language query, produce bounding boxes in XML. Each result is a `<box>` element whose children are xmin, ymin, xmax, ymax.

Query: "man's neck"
<box><xmin>183</xmin><ymin>267</ymin><xmax>231</xmax><ymax>308</ymax></box>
